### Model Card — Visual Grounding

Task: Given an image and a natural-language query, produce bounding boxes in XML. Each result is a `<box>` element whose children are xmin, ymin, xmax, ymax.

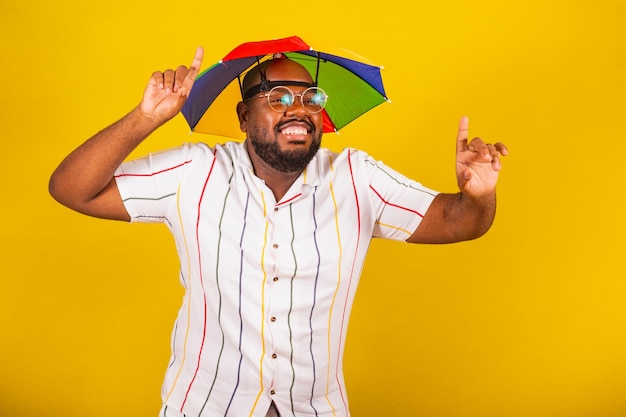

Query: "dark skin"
<box><xmin>49</xmin><ymin>47</ymin><xmax>508</xmax><ymax>243</ymax></box>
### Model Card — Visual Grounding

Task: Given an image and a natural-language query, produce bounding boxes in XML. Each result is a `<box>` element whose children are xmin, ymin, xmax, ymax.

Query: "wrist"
<box><xmin>130</xmin><ymin>105</ymin><xmax>163</xmax><ymax>134</ymax></box>
<box><xmin>459</xmin><ymin>189</ymin><xmax>496</xmax><ymax>207</ymax></box>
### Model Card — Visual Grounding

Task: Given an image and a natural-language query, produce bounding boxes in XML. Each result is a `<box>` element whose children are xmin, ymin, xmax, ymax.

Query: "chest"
<box><xmin>171</xmin><ymin>162</ymin><xmax>375</xmax><ymax>279</ymax></box>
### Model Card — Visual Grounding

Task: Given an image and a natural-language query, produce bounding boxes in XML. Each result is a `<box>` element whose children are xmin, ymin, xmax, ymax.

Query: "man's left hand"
<box><xmin>455</xmin><ymin>116</ymin><xmax>508</xmax><ymax>198</ymax></box>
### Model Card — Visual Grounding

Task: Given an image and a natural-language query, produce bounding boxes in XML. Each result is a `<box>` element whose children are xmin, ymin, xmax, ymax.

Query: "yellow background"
<box><xmin>1</xmin><ymin>0</ymin><xmax>625</xmax><ymax>416</ymax></box>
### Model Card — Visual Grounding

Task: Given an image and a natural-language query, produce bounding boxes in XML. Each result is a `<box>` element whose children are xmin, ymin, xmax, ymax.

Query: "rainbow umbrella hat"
<box><xmin>181</xmin><ymin>36</ymin><xmax>389</xmax><ymax>139</ymax></box>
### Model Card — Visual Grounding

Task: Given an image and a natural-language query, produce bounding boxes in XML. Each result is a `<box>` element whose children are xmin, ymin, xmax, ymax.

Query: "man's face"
<box><xmin>238</xmin><ymin>59</ymin><xmax>324</xmax><ymax>174</ymax></box>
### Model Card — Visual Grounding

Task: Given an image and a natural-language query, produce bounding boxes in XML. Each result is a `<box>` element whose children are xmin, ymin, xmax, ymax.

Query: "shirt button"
<box><xmin>272</xmin><ymin>243</ymin><xmax>279</xmax><ymax>249</ymax></box>
<box><xmin>274</xmin><ymin>207</ymin><xmax>279</xmax><ymax>212</ymax></box>
<box><xmin>273</xmin><ymin>277</ymin><xmax>278</xmax><ymax>282</ymax></box>
<box><xmin>270</xmin><ymin>390</ymin><xmax>276</xmax><ymax>395</ymax></box>
<box><xmin>270</xmin><ymin>316</ymin><xmax>277</xmax><ymax>322</ymax></box>
<box><xmin>272</xmin><ymin>353</ymin><xmax>277</xmax><ymax>359</ymax></box>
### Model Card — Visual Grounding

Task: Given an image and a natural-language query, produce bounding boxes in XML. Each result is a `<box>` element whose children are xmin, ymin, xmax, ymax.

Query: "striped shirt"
<box><xmin>114</xmin><ymin>141</ymin><xmax>438</xmax><ymax>417</ymax></box>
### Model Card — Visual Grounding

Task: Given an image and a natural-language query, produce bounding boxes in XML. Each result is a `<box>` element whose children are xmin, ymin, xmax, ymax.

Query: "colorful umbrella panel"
<box><xmin>181</xmin><ymin>36</ymin><xmax>388</xmax><ymax>139</ymax></box>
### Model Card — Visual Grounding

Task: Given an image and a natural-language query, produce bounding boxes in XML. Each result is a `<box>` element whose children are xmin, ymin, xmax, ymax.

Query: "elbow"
<box><xmin>48</xmin><ymin>171</ymin><xmax>64</xmax><ymax>205</ymax></box>
<box><xmin>48</xmin><ymin>169</ymin><xmax>81</xmax><ymax>210</ymax></box>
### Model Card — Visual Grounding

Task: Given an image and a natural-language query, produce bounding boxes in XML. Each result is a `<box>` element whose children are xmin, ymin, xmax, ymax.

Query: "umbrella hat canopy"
<box><xmin>182</xmin><ymin>36</ymin><xmax>388</xmax><ymax>138</ymax></box>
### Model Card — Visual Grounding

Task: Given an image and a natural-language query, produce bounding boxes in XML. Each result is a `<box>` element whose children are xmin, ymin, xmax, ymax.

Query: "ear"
<box><xmin>236</xmin><ymin>101</ymin><xmax>249</xmax><ymax>133</ymax></box>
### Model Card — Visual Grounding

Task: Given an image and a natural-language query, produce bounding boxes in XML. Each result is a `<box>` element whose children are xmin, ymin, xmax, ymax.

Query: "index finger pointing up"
<box><xmin>456</xmin><ymin>116</ymin><xmax>469</xmax><ymax>153</ymax></box>
<box><xmin>190</xmin><ymin>46</ymin><xmax>204</xmax><ymax>73</ymax></box>
<box><xmin>183</xmin><ymin>46</ymin><xmax>204</xmax><ymax>89</ymax></box>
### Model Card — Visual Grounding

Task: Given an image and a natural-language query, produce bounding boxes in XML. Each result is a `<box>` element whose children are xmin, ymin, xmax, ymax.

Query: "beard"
<box><xmin>248</xmin><ymin>125</ymin><xmax>322</xmax><ymax>174</ymax></box>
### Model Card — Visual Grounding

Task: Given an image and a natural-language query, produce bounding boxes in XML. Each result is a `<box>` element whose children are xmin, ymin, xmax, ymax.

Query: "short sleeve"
<box><xmin>114</xmin><ymin>144</ymin><xmax>197</xmax><ymax>223</ymax></box>
<box><xmin>362</xmin><ymin>153</ymin><xmax>439</xmax><ymax>241</ymax></box>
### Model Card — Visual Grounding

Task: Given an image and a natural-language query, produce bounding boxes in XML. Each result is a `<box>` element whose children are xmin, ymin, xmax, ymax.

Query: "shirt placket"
<box><xmin>263</xmin><ymin>189</ymin><xmax>308</xmax><ymax>401</ymax></box>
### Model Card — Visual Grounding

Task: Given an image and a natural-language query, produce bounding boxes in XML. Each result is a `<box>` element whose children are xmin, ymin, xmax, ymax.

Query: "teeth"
<box><xmin>280</xmin><ymin>126</ymin><xmax>308</xmax><ymax>135</ymax></box>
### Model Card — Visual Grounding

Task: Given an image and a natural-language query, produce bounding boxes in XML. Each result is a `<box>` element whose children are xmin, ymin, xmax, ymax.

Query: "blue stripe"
<box><xmin>224</xmin><ymin>191</ymin><xmax>251</xmax><ymax>416</ymax></box>
<box><xmin>198</xmin><ymin>173</ymin><xmax>234</xmax><ymax>416</ymax></box>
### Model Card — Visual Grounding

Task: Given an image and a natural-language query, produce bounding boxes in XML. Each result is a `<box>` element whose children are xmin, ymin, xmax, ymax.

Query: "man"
<box><xmin>49</xmin><ymin>46</ymin><xmax>508</xmax><ymax>417</ymax></box>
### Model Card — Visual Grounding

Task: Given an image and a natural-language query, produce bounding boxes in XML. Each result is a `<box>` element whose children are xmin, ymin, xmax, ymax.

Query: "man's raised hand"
<box><xmin>138</xmin><ymin>47</ymin><xmax>204</xmax><ymax>126</ymax></box>
<box><xmin>455</xmin><ymin>116</ymin><xmax>508</xmax><ymax>198</ymax></box>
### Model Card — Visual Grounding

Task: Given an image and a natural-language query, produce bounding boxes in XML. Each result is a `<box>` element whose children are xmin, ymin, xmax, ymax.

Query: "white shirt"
<box><xmin>114</xmin><ymin>141</ymin><xmax>437</xmax><ymax>417</ymax></box>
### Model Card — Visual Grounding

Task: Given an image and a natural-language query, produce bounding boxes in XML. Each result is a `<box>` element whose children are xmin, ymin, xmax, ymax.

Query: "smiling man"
<box><xmin>238</xmin><ymin>58</ymin><xmax>325</xmax><ymax>197</ymax></box>
<box><xmin>49</xmin><ymin>46</ymin><xmax>507</xmax><ymax>417</ymax></box>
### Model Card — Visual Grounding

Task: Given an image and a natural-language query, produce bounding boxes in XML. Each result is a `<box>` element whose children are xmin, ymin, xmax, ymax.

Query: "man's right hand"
<box><xmin>138</xmin><ymin>47</ymin><xmax>204</xmax><ymax>126</ymax></box>
<box><xmin>49</xmin><ymin>47</ymin><xmax>205</xmax><ymax>221</ymax></box>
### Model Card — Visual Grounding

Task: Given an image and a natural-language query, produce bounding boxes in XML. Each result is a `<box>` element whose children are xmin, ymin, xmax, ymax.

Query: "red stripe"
<box><xmin>369</xmin><ymin>185</ymin><xmax>425</xmax><ymax>218</ymax></box>
<box><xmin>276</xmin><ymin>193</ymin><xmax>302</xmax><ymax>206</ymax></box>
<box><xmin>334</xmin><ymin>149</ymin><xmax>361</xmax><ymax>409</ymax></box>
<box><xmin>114</xmin><ymin>159</ymin><xmax>192</xmax><ymax>178</ymax></box>
<box><xmin>181</xmin><ymin>149</ymin><xmax>217</xmax><ymax>408</ymax></box>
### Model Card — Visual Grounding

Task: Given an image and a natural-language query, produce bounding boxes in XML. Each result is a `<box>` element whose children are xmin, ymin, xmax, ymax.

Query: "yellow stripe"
<box><xmin>249</xmin><ymin>190</ymin><xmax>269</xmax><ymax>417</ymax></box>
<box><xmin>324</xmin><ymin>179</ymin><xmax>341</xmax><ymax>417</ymax></box>
<box><xmin>376</xmin><ymin>221</ymin><xmax>412</xmax><ymax>237</ymax></box>
<box><xmin>165</xmin><ymin>185</ymin><xmax>193</xmax><ymax>402</ymax></box>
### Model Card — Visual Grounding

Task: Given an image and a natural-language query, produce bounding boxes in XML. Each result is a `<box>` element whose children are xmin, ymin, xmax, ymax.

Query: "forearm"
<box><xmin>49</xmin><ymin>107</ymin><xmax>158</xmax><ymax>209</ymax></box>
<box><xmin>408</xmin><ymin>191</ymin><xmax>496</xmax><ymax>244</ymax></box>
